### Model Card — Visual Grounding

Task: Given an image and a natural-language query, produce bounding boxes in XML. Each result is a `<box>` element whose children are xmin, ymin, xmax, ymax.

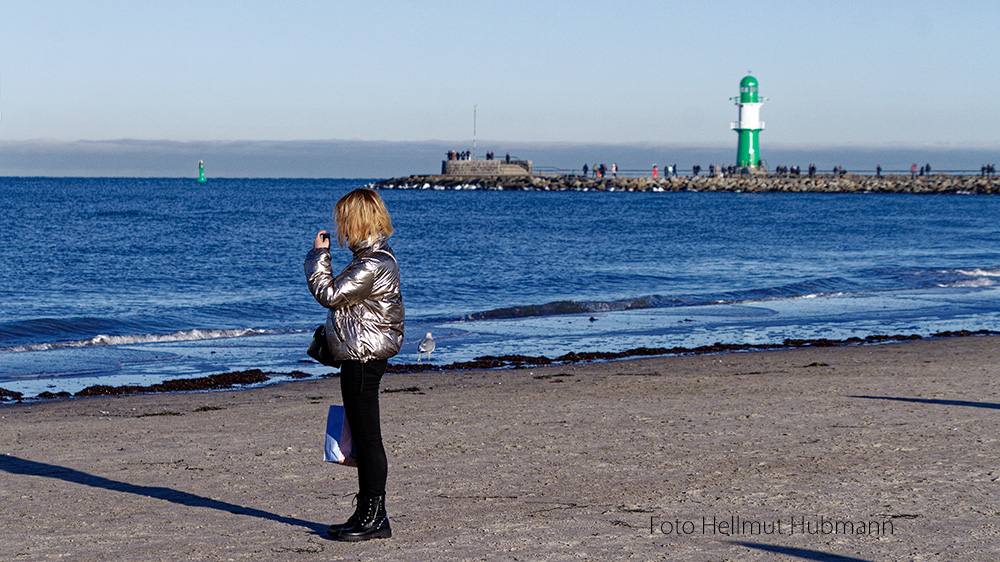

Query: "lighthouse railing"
<box><xmin>730</xmin><ymin>121</ymin><xmax>765</xmax><ymax>130</ymax></box>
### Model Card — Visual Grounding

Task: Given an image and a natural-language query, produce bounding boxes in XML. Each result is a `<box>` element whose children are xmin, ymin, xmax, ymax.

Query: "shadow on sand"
<box><xmin>850</xmin><ymin>395</ymin><xmax>1000</xmax><ymax>410</ymax></box>
<box><xmin>730</xmin><ymin>541</ymin><xmax>873</xmax><ymax>562</ymax></box>
<box><xmin>0</xmin><ymin>454</ymin><xmax>329</xmax><ymax>536</ymax></box>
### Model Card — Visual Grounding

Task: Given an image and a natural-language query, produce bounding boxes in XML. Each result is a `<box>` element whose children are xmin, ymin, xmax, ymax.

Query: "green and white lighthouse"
<box><xmin>731</xmin><ymin>75</ymin><xmax>765</xmax><ymax>169</ymax></box>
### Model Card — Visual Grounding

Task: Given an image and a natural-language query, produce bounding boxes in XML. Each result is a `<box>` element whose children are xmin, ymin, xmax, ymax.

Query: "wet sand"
<box><xmin>3</xmin><ymin>336</ymin><xmax>1000</xmax><ymax>561</ymax></box>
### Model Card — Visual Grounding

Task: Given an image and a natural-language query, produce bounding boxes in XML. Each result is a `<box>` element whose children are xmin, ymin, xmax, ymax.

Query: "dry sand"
<box><xmin>3</xmin><ymin>336</ymin><xmax>1000</xmax><ymax>561</ymax></box>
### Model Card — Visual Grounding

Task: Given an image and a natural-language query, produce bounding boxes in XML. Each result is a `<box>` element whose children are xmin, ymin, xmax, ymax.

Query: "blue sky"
<box><xmin>1</xmin><ymin>1</ymin><xmax>998</xmax><ymax>175</ymax></box>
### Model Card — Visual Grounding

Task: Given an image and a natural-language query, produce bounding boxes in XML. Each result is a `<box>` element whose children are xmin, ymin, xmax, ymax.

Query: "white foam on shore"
<box><xmin>0</xmin><ymin>328</ymin><xmax>290</xmax><ymax>353</ymax></box>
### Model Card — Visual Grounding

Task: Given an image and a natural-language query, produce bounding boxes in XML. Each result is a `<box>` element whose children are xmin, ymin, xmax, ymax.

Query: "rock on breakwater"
<box><xmin>370</xmin><ymin>174</ymin><xmax>1000</xmax><ymax>194</ymax></box>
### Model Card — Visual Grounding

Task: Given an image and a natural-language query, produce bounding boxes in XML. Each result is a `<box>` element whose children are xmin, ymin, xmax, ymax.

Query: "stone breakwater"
<box><xmin>370</xmin><ymin>174</ymin><xmax>1000</xmax><ymax>194</ymax></box>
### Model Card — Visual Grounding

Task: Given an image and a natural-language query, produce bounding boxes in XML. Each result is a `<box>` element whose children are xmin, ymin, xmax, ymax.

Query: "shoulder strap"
<box><xmin>372</xmin><ymin>249</ymin><xmax>398</xmax><ymax>265</ymax></box>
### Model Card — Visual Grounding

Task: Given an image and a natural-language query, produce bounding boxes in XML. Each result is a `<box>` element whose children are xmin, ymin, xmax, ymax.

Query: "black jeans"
<box><xmin>340</xmin><ymin>359</ymin><xmax>388</xmax><ymax>497</ymax></box>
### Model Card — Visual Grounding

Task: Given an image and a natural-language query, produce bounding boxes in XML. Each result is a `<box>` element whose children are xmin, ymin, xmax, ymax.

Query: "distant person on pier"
<box><xmin>583</xmin><ymin>164</ymin><xmax>589</xmax><ymax>177</ymax></box>
<box><xmin>653</xmin><ymin>165</ymin><xmax>658</xmax><ymax>179</ymax></box>
<box><xmin>612</xmin><ymin>163</ymin><xmax>618</xmax><ymax>178</ymax></box>
<box><xmin>876</xmin><ymin>165</ymin><xmax>882</xmax><ymax>178</ymax></box>
<box><xmin>911</xmin><ymin>164</ymin><xmax>917</xmax><ymax>179</ymax></box>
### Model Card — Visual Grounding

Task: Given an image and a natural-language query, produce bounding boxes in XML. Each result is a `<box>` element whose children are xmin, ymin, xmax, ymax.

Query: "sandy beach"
<box><xmin>3</xmin><ymin>336</ymin><xmax>1000</xmax><ymax>561</ymax></box>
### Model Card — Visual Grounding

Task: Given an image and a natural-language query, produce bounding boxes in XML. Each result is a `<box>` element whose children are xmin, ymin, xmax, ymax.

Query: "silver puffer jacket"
<box><xmin>304</xmin><ymin>236</ymin><xmax>404</xmax><ymax>362</ymax></box>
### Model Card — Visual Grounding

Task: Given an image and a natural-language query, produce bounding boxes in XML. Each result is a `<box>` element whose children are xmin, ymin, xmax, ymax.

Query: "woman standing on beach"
<box><xmin>304</xmin><ymin>188</ymin><xmax>404</xmax><ymax>541</ymax></box>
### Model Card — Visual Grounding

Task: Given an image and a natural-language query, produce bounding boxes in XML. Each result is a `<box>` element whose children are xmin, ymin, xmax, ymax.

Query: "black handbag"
<box><xmin>307</xmin><ymin>325</ymin><xmax>341</xmax><ymax>367</ymax></box>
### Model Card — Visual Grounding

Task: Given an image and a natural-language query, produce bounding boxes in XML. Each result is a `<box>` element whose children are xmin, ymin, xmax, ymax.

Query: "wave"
<box><xmin>946</xmin><ymin>268</ymin><xmax>1000</xmax><ymax>287</ymax></box>
<box><xmin>944</xmin><ymin>277</ymin><xmax>998</xmax><ymax>288</ymax></box>
<box><xmin>0</xmin><ymin>327</ymin><xmax>294</xmax><ymax>353</ymax></box>
<box><xmin>462</xmin><ymin>267</ymin><xmax>1000</xmax><ymax>321</ymax></box>
<box><xmin>955</xmin><ymin>268</ymin><xmax>1000</xmax><ymax>278</ymax></box>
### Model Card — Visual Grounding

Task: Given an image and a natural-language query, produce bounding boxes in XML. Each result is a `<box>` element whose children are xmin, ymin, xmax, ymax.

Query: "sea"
<box><xmin>3</xmin><ymin>176</ymin><xmax>1000</xmax><ymax>399</ymax></box>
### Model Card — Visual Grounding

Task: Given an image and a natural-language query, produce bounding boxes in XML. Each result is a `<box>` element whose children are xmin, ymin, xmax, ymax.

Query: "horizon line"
<box><xmin>1</xmin><ymin>138</ymin><xmax>999</xmax><ymax>150</ymax></box>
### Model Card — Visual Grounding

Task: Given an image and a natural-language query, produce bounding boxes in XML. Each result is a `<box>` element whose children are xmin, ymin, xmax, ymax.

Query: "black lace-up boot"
<box><xmin>326</xmin><ymin>494</ymin><xmax>362</xmax><ymax>538</ymax></box>
<box><xmin>336</xmin><ymin>494</ymin><xmax>391</xmax><ymax>541</ymax></box>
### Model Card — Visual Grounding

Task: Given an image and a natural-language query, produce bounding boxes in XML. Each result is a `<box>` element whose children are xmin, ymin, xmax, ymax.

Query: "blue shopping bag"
<box><xmin>324</xmin><ymin>405</ymin><xmax>357</xmax><ymax>466</ymax></box>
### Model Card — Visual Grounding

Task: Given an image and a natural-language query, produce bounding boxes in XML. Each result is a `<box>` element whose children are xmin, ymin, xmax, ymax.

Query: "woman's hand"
<box><xmin>314</xmin><ymin>230</ymin><xmax>331</xmax><ymax>249</ymax></box>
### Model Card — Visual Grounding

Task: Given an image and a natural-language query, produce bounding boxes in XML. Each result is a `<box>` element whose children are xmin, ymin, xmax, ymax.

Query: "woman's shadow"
<box><xmin>0</xmin><ymin>453</ymin><xmax>330</xmax><ymax>537</ymax></box>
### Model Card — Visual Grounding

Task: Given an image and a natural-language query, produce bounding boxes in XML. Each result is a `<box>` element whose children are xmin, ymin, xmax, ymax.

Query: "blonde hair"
<box><xmin>334</xmin><ymin>188</ymin><xmax>394</xmax><ymax>248</ymax></box>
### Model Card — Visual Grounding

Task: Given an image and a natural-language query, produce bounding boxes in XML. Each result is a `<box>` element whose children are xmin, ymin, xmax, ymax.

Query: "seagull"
<box><xmin>417</xmin><ymin>332</ymin><xmax>435</xmax><ymax>362</ymax></box>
